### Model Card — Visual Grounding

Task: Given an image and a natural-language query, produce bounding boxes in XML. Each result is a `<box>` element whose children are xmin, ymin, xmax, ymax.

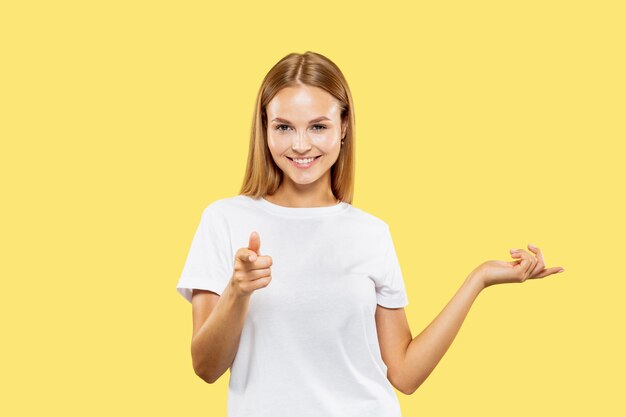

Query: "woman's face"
<box><xmin>266</xmin><ymin>84</ymin><xmax>345</xmax><ymax>189</ymax></box>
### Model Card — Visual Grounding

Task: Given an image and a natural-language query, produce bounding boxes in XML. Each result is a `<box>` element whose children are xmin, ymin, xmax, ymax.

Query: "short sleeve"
<box><xmin>376</xmin><ymin>225</ymin><xmax>409</xmax><ymax>308</ymax></box>
<box><xmin>176</xmin><ymin>205</ymin><xmax>233</xmax><ymax>303</ymax></box>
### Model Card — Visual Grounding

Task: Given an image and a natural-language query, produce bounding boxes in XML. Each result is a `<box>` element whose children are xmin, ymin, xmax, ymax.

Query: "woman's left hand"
<box><xmin>473</xmin><ymin>244</ymin><xmax>565</xmax><ymax>288</ymax></box>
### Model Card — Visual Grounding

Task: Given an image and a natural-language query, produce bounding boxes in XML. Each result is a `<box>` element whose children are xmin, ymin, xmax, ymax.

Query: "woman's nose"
<box><xmin>291</xmin><ymin>132</ymin><xmax>312</xmax><ymax>152</ymax></box>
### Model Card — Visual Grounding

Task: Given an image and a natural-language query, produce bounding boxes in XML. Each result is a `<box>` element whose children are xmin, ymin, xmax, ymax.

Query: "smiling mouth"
<box><xmin>286</xmin><ymin>155</ymin><xmax>322</xmax><ymax>161</ymax></box>
<box><xmin>286</xmin><ymin>155</ymin><xmax>322</xmax><ymax>169</ymax></box>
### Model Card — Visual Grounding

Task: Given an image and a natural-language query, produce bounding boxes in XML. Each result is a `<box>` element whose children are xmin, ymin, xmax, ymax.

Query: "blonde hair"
<box><xmin>238</xmin><ymin>51</ymin><xmax>356</xmax><ymax>204</ymax></box>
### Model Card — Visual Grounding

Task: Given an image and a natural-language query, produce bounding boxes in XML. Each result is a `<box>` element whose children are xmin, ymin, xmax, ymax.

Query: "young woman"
<box><xmin>176</xmin><ymin>51</ymin><xmax>565</xmax><ymax>417</ymax></box>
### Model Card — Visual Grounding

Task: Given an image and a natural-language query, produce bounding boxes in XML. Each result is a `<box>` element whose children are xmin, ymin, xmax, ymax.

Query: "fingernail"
<box><xmin>510</xmin><ymin>248</ymin><xmax>518</xmax><ymax>252</ymax></box>
<box><xmin>528</xmin><ymin>243</ymin><xmax>536</xmax><ymax>248</ymax></box>
<box><xmin>559</xmin><ymin>269</ymin><xmax>565</xmax><ymax>273</ymax></box>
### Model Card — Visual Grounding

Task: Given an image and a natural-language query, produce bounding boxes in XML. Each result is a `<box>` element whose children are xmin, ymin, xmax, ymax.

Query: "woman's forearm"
<box><xmin>191</xmin><ymin>282</ymin><xmax>250</xmax><ymax>384</ymax></box>
<box><xmin>400</xmin><ymin>271</ymin><xmax>485</xmax><ymax>394</ymax></box>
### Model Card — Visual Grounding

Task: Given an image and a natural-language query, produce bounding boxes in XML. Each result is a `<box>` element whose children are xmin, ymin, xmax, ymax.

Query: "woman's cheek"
<box><xmin>313</xmin><ymin>132</ymin><xmax>338</xmax><ymax>147</ymax></box>
<box><xmin>267</xmin><ymin>134</ymin><xmax>290</xmax><ymax>153</ymax></box>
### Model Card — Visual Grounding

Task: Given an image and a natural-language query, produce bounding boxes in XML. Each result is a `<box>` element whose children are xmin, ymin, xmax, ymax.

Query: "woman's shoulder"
<box><xmin>345</xmin><ymin>204</ymin><xmax>390</xmax><ymax>231</ymax></box>
<box><xmin>204</xmin><ymin>194</ymin><xmax>250</xmax><ymax>210</ymax></box>
<box><xmin>198</xmin><ymin>195</ymin><xmax>251</xmax><ymax>221</ymax></box>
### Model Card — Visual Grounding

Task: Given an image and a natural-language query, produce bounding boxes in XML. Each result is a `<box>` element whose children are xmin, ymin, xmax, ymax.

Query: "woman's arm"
<box><xmin>398</xmin><ymin>244</ymin><xmax>564</xmax><ymax>394</ymax></box>
<box><xmin>191</xmin><ymin>282</ymin><xmax>250</xmax><ymax>384</ymax></box>
<box><xmin>191</xmin><ymin>232</ymin><xmax>273</xmax><ymax>384</ymax></box>
<box><xmin>398</xmin><ymin>270</ymin><xmax>484</xmax><ymax>394</ymax></box>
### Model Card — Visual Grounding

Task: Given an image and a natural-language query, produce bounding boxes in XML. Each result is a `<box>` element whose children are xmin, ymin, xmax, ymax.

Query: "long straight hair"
<box><xmin>238</xmin><ymin>51</ymin><xmax>356</xmax><ymax>204</ymax></box>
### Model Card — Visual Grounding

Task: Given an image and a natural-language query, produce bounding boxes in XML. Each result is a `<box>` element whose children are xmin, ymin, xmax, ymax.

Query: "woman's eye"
<box><xmin>274</xmin><ymin>124</ymin><xmax>327</xmax><ymax>133</ymax></box>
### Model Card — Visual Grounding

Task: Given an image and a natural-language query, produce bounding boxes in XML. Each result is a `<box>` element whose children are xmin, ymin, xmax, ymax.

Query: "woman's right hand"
<box><xmin>230</xmin><ymin>231</ymin><xmax>273</xmax><ymax>297</ymax></box>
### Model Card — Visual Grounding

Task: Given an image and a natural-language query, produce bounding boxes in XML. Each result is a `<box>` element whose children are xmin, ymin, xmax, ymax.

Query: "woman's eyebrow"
<box><xmin>271</xmin><ymin>116</ymin><xmax>331</xmax><ymax>124</ymax></box>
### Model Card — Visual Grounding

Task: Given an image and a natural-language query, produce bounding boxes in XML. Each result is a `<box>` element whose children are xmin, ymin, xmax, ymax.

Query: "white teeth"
<box><xmin>293</xmin><ymin>157</ymin><xmax>315</xmax><ymax>163</ymax></box>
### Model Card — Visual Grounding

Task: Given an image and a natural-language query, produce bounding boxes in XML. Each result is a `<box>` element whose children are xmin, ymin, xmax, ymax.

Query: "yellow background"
<box><xmin>1</xmin><ymin>0</ymin><xmax>624</xmax><ymax>415</ymax></box>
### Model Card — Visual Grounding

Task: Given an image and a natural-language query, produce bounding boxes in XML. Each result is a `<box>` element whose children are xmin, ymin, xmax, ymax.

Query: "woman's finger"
<box><xmin>511</xmin><ymin>249</ymin><xmax>535</xmax><ymax>279</ymax></box>
<box><xmin>527</xmin><ymin>243</ymin><xmax>546</xmax><ymax>277</ymax></box>
<box><xmin>510</xmin><ymin>248</ymin><xmax>565</xmax><ymax>280</ymax></box>
<box><xmin>528</xmin><ymin>266</ymin><xmax>566</xmax><ymax>279</ymax></box>
<box><xmin>524</xmin><ymin>251</ymin><xmax>537</xmax><ymax>277</ymax></box>
<box><xmin>527</xmin><ymin>243</ymin><xmax>545</xmax><ymax>264</ymax></box>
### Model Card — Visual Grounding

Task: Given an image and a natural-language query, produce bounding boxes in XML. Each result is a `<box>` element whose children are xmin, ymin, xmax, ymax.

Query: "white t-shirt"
<box><xmin>176</xmin><ymin>195</ymin><xmax>409</xmax><ymax>417</ymax></box>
